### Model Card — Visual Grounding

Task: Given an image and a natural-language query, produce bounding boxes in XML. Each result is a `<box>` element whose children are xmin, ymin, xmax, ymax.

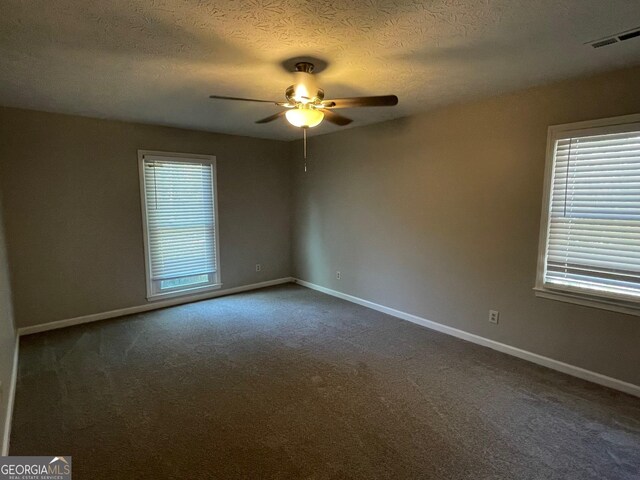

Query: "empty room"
<box><xmin>1</xmin><ymin>1</ymin><xmax>640</xmax><ymax>479</ymax></box>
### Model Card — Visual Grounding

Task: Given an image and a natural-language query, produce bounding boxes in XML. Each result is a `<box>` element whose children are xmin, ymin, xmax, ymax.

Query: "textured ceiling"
<box><xmin>1</xmin><ymin>0</ymin><xmax>639</xmax><ymax>140</ymax></box>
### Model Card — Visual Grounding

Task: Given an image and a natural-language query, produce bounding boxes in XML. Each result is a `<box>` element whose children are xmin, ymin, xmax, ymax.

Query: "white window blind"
<box><xmin>541</xmin><ymin>121</ymin><xmax>640</xmax><ymax>303</ymax></box>
<box><xmin>140</xmin><ymin>152</ymin><xmax>220</xmax><ymax>299</ymax></box>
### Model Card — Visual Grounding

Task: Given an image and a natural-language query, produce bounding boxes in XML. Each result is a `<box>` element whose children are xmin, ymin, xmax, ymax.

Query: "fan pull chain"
<box><xmin>303</xmin><ymin>127</ymin><xmax>307</xmax><ymax>172</ymax></box>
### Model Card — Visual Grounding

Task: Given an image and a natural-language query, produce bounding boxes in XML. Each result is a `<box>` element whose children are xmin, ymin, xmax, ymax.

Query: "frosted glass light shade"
<box><xmin>286</xmin><ymin>108</ymin><xmax>324</xmax><ymax>128</ymax></box>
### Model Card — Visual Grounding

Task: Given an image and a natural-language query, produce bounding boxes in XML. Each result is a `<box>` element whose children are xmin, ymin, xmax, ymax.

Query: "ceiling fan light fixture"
<box><xmin>285</xmin><ymin>106</ymin><xmax>324</xmax><ymax>128</ymax></box>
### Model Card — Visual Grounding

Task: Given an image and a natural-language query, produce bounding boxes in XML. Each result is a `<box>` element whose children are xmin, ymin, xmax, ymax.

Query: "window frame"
<box><xmin>535</xmin><ymin>113</ymin><xmax>640</xmax><ymax>316</ymax></box>
<box><xmin>138</xmin><ymin>150</ymin><xmax>222</xmax><ymax>301</ymax></box>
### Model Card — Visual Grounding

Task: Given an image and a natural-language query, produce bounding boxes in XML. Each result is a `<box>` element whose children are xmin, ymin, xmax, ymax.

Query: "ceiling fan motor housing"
<box><xmin>286</xmin><ymin>84</ymin><xmax>324</xmax><ymax>104</ymax></box>
<box><xmin>287</xmin><ymin>62</ymin><xmax>324</xmax><ymax>104</ymax></box>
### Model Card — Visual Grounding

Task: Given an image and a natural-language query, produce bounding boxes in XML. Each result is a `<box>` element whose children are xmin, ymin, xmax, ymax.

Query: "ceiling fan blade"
<box><xmin>320</xmin><ymin>109</ymin><xmax>353</xmax><ymax>126</ymax></box>
<box><xmin>210</xmin><ymin>95</ymin><xmax>279</xmax><ymax>104</ymax></box>
<box><xmin>322</xmin><ymin>95</ymin><xmax>398</xmax><ymax>109</ymax></box>
<box><xmin>255</xmin><ymin>111</ymin><xmax>286</xmax><ymax>124</ymax></box>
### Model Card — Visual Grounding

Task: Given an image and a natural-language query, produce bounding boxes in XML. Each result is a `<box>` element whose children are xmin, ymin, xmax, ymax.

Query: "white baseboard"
<box><xmin>2</xmin><ymin>335</ymin><xmax>19</xmax><ymax>456</ymax></box>
<box><xmin>295</xmin><ymin>279</ymin><xmax>640</xmax><ymax>398</ymax></box>
<box><xmin>18</xmin><ymin>277</ymin><xmax>294</xmax><ymax>336</ymax></box>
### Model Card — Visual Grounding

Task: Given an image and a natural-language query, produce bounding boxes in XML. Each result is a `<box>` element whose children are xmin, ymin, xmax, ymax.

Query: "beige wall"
<box><xmin>0</xmin><ymin>108</ymin><xmax>292</xmax><ymax>329</ymax></box>
<box><xmin>292</xmin><ymin>66</ymin><xmax>640</xmax><ymax>386</ymax></box>
<box><xmin>0</xmin><ymin>192</ymin><xmax>16</xmax><ymax>451</ymax></box>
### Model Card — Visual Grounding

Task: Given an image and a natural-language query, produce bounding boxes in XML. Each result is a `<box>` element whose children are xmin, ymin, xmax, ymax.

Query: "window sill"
<box><xmin>533</xmin><ymin>287</ymin><xmax>640</xmax><ymax>317</ymax></box>
<box><xmin>147</xmin><ymin>283</ymin><xmax>222</xmax><ymax>302</ymax></box>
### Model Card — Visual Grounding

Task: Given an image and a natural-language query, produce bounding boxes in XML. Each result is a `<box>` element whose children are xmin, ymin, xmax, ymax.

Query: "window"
<box><xmin>536</xmin><ymin>114</ymin><xmax>640</xmax><ymax>315</ymax></box>
<box><xmin>138</xmin><ymin>151</ymin><xmax>220</xmax><ymax>300</ymax></box>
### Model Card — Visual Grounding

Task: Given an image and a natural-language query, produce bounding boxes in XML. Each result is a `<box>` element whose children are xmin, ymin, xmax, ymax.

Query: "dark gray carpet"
<box><xmin>10</xmin><ymin>284</ymin><xmax>640</xmax><ymax>479</ymax></box>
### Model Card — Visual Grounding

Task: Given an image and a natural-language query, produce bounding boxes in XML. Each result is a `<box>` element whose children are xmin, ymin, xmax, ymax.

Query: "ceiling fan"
<box><xmin>209</xmin><ymin>61</ymin><xmax>398</xmax><ymax>169</ymax></box>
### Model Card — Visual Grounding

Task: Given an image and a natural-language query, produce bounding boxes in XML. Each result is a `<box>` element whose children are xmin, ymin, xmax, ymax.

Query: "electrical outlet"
<box><xmin>336</xmin><ymin>271</ymin><xmax>341</xmax><ymax>280</ymax></box>
<box><xmin>489</xmin><ymin>310</ymin><xmax>499</xmax><ymax>324</ymax></box>
<box><xmin>256</xmin><ymin>264</ymin><xmax>262</xmax><ymax>272</ymax></box>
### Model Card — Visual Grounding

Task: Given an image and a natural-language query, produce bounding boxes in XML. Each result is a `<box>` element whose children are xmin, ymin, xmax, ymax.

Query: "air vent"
<box><xmin>591</xmin><ymin>38</ymin><xmax>619</xmax><ymax>49</ymax></box>
<box><xmin>587</xmin><ymin>26</ymin><xmax>640</xmax><ymax>49</ymax></box>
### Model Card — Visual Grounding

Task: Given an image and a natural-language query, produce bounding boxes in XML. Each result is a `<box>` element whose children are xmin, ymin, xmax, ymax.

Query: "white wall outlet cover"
<box><xmin>489</xmin><ymin>310</ymin><xmax>500</xmax><ymax>324</ymax></box>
